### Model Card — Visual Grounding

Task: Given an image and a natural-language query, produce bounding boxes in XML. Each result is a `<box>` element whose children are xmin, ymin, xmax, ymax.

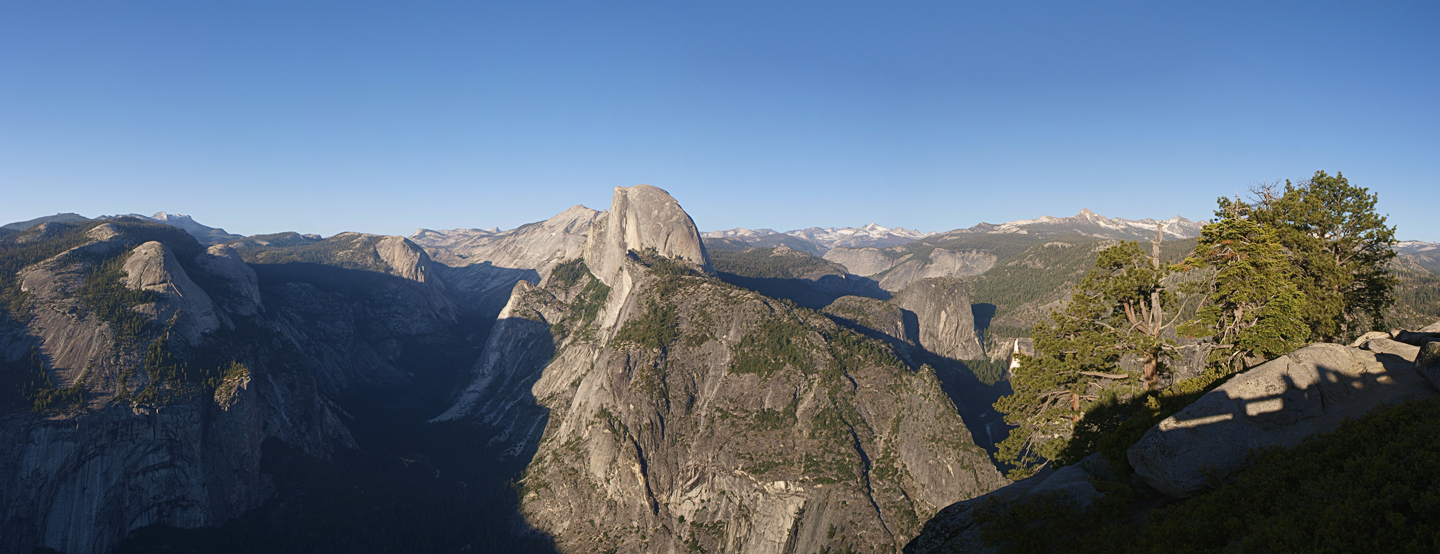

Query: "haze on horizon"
<box><xmin>1</xmin><ymin>1</ymin><xmax>1436</xmax><ymax>240</ymax></box>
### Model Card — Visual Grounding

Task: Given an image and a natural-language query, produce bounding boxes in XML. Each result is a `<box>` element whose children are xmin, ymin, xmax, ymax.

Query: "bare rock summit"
<box><xmin>583</xmin><ymin>184</ymin><xmax>711</xmax><ymax>288</ymax></box>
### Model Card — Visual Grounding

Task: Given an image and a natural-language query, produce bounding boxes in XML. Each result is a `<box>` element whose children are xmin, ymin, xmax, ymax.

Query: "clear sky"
<box><xmin>2</xmin><ymin>1</ymin><xmax>1436</xmax><ymax>240</ymax></box>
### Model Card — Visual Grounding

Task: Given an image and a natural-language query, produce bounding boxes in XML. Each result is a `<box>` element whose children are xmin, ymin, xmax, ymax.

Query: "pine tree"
<box><xmin>994</xmin><ymin>238</ymin><xmax>1178</xmax><ymax>476</ymax></box>
<box><xmin>1183</xmin><ymin>198</ymin><xmax>1311</xmax><ymax>373</ymax></box>
<box><xmin>1249</xmin><ymin>171</ymin><xmax>1397</xmax><ymax>341</ymax></box>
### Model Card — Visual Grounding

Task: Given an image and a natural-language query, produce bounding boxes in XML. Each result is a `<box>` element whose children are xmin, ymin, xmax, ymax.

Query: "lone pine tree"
<box><xmin>994</xmin><ymin>234</ymin><xmax>1179</xmax><ymax>476</ymax></box>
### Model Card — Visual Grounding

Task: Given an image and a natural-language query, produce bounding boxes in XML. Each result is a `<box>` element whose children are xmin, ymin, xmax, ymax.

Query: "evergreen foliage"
<box><xmin>549</xmin><ymin>258</ymin><xmax>589</xmax><ymax>288</ymax></box>
<box><xmin>968</xmin><ymin>236</ymin><xmax>1196</xmax><ymax>319</ymax></box>
<box><xmin>710</xmin><ymin>246</ymin><xmax>844</xmax><ymax>279</ymax></box>
<box><xmin>1384</xmin><ymin>257</ymin><xmax>1440</xmax><ymax>331</ymax></box>
<box><xmin>631</xmin><ymin>247</ymin><xmax>702</xmax><ymax>277</ymax></box>
<box><xmin>237</xmin><ymin>233</ymin><xmax>390</xmax><ymax>273</ymax></box>
<box><xmin>731</xmin><ymin>316</ymin><xmax>817</xmax><ymax>378</ymax></box>
<box><xmin>963</xmin><ymin>358</ymin><xmax>1010</xmax><ymax>386</ymax></box>
<box><xmin>1246</xmin><ymin>172</ymin><xmax>1398</xmax><ymax>341</ymax></box>
<box><xmin>993</xmin><ymin>241</ymin><xmax>1179</xmax><ymax>477</ymax></box>
<box><xmin>0</xmin><ymin>345</ymin><xmax>83</xmax><ymax>412</ymax></box>
<box><xmin>1181</xmin><ymin>203</ymin><xmax>1310</xmax><ymax>372</ymax></box>
<box><xmin>0</xmin><ymin>221</ymin><xmax>99</xmax><ymax>319</ymax></box>
<box><xmin>78</xmin><ymin>252</ymin><xmax>161</xmax><ymax>346</ymax></box>
<box><xmin>612</xmin><ymin>297</ymin><xmax>680</xmax><ymax>350</ymax></box>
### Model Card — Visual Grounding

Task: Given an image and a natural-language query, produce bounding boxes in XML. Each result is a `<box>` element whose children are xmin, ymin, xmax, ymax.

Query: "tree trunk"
<box><xmin>1142</xmin><ymin>351</ymin><xmax>1158</xmax><ymax>391</ymax></box>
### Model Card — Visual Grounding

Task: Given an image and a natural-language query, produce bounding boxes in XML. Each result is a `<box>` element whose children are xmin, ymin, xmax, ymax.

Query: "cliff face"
<box><xmin>0</xmin><ymin>219</ymin><xmax>466</xmax><ymax>554</ymax></box>
<box><xmin>891</xmin><ymin>279</ymin><xmax>985</xmax><ymax>361</ymax></box>
<box><xmin>439</xmin><ymin>187</ymin><xmax>1004</xmax><ymax>553</ymax></box>
<box><xmin>823</xmin><ymin>247</ymin><xmax>899</xmax><ymax>278</ymax></box>
<box><xmin>824</xmin><ymin>247</ymin><xmax>997</xmax><ymax>293</ymax></box>
<box><xmin>877</xmin><ymin>250</ymin><xmax>996</xmax><ymax>293</ymax></box>
<box><xmin>415</xmin><ymin>205</ymin><xmax>601</xmax><ymax>317</ymax></box>
<box><xmin>584</xmin><ymin>184</ymin><xmax>712</xmax><ymax>289</ymax></box>
<box><xmin>505</xmin><ymin>264</ymin><xmax>1004</xmax><ymax>554</ymax></box>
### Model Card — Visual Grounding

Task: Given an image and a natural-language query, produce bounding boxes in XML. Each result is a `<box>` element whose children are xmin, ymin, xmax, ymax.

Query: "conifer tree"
<box><xmin>994</xmin><ymin>239</ymin><xmax>1178</xmax><ymax>476</ymax></box>
<box><xmin>1182</xmin><ymin>199</ymin><xmax>1311</xmax><ymax>373</ymax></box>
<box><xmin>1248</xmin><ymin>171</ymin><xmax>1397</xmax><ymax>340</ymax></box>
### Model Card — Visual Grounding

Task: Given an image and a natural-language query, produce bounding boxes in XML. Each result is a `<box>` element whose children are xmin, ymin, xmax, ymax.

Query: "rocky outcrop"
<box><xmin>512</xmin><ymin>271</ymin><xmax>1005</xmax><ymax>553</ymax></box>
<box><xmin>876</xmin><ymin>250</ymin><xmax>997</xmax><ymax>292</ymax></box>
<box><xmin>824</xmin><ymin>247</ymin><xmax>899</xmax><ymax>277</ymax></box>
<box><xmin>825</xmin><ymin>296</ymin><xmax>918</xmax><ymax>348</ymax></box>
<box><xmin>123</xmin><ymin>241</ymin><xmax>225</xmax><ymax>345</ymax></box>
<box><xmin>430</xmin><ymin>281</ymin><xmax>555</xmax><ymax>450</ymax></box>
<box><xmin>413</xmin><ymin>204</ymin><xmax>600</xmax><ymax>269</ymax></box>
<box><xmin>374</xmin><ymin>236</ymin><xmax>439</xmax><ymax>284</ymax></box>
<box><xmin>1128</xmin><ymin>341</ymin><xmax>1439</xmax><ymax>498</ymax></box>
<box><xmin>823</xmin><ymin>247</ymin><xmax>998</xmax><ymax>292</ymax></box>
<box><xmin>0</xmin><ymin>219</ymin><xmax>460</xmax><ymax>554</ymax></box>
<box><xmin>903</xmin><ymin>453</ymin><xmax>1115</xmax><ymax>554</ymax></box>
<box><xmin>435</xmin><ymin>188</ymin><xmax>1004</xmax><ymax>553</ymax></box>
<box><xmin>197</xmin><ymin>245</ymin><xmax>262</xmax><ymax>316</ymax></box>
<box><xmin>892</xmin><ymin>279</ymin><xmax>985</xmax><ymax>361</ymax></box>
<box><xmin>414</xmin><ymin>205</ymin><xmax>602</xmax><ymax>323</ymax></box>
<box><xmin>583</xmin><ymin>184</ymin><xmax>711</xmax><ymax>288</ymax></box>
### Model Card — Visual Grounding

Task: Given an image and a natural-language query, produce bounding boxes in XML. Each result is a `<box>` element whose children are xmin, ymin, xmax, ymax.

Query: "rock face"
<box><xmin>824</xmin><ymin>247</ymin><xmax>899</xmax><ymax>278</ymax></box>
<box><xmin>430</xmin><ymin>280</ymin><xmax>555</xmax><ymax>444</ymax></box>
<box><xmin>876</xmin><ymin>250</ymin><xmax>997</xmax><ymax>293</ymax></box>
<box><xmin>412</xmin><ymin>205</ymin><xmax>601</xmax><ymax>312</ymax></box>
<box><xmin>412</xmin><ymin>205</ymin><xmax>599</xmax><ymax>269</ymax></box>
<box><xmin>892</xmin><ymin>279</ymin><xmax>985</xmax><ymax>361</ymax></box>
<box><xmin>583</xmin><ymin>184</ymin><xmax>711</xmax><ymax>288</ymax></box>
<box><xmin>0</xmin><ymin>218</ymin><xmax>465</xmax><ymax>554</ymax></box>
<box><xmin>903</xmin><ymin>453</ymin><xmax>1115</xmax><ymax>554</ymax></box>
<box><xmin>1418</xmin><ymin>342</ymin><xmax>1440</xmax><ymax>390</ymax></box>
<box><xmin>510</xmin><ymin>270</ymin><xmax>1005</xmax><ymax>554</ymax></box>
<box><xmin>1127</xmin><ymin>341</ymin><xmax>1439</xmax><ymax>498</ymax></box>
<box><xmin>197</xmin><ymin>245</ymin><xmax>262</xmax><ymax>316</ymax></box>
<box><xmin>438</xmin><ymin>187</ymin><xmax>1004</xmax><ymax>553</ymax></box>
<box><xmin>122</xmin><ymin>241</ymin><xmax>225</xmax><ymax>345</ymax></box>
<box><xmin>824</xmin><ymin>247</ymin><xmax>997</xmax><ymax>292</ymax></box>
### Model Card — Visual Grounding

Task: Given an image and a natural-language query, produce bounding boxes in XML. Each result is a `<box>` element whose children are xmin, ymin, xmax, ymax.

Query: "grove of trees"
<box><xmin>994</xmin><ymin>171</ymin><xmax>1399</xmax><ymax>475</ymax></box>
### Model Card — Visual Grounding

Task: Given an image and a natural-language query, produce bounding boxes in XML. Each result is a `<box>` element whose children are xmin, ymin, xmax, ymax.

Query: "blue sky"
<box><xmin>2</xmin><ymin>1</ymin><xmax>1437</xmax><ymax>239</ymax></box>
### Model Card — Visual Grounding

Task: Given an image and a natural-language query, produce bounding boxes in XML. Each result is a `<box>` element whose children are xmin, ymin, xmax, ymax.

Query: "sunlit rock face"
<box><xmin>436</xmin><ymin>186</ymin><xmax>1006</xmax><ymax>553</ymax></box>
<box><xmin>1128</xmin><ymin>340</ymin><xmax>1439</xmax><ymax>498</ymax></box>
<box><xmin>504</xmin><ymin>271</ymin><xmax>1006</xmax><ymax>554</ymax></box>
<box><xmin>584</xmin><ymin>184</ymin><xmax>712</xmax><ymax>289</ymax></box>
<box><xmin>891</xmin><ymin>278</ymin><xmax>985</xmax><ymax>361</ymax></box>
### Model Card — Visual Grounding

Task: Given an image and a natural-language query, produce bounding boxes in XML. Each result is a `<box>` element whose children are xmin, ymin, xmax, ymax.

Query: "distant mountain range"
<box><xmin>5</xmin><ymin>210</ymin><xmax>1429</xmax><ymax>270</ymax></box>
<box><xmin>0</xmin><ymin>212</ymin><xmax>241</xmax><ymax>245</ymax></box>
<box><xmin>703</xmin><ymin>210</ymin><xmax>1205</xmax><ymax>254</ymax></box>
<box><xmin>1397</xmin><ymin>240</ymin><xmax>1440</xmax><ymax>274</ymax></box>
<box><xmin>949</xmin><ymin>208</ymin><xmax>1205</xmax><ymax>241</ymax></box>
<box><xmin>704</xmin><ymin>223</ymin><xmax>933</xmax><ymax>251</ymax></box>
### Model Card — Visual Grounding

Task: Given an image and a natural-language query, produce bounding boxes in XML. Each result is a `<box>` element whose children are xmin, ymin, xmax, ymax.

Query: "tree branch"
<box><xmin>1079</xmin><ymin>371</ymin><xmax>1130</xmax><ymax>379</ymax></box>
